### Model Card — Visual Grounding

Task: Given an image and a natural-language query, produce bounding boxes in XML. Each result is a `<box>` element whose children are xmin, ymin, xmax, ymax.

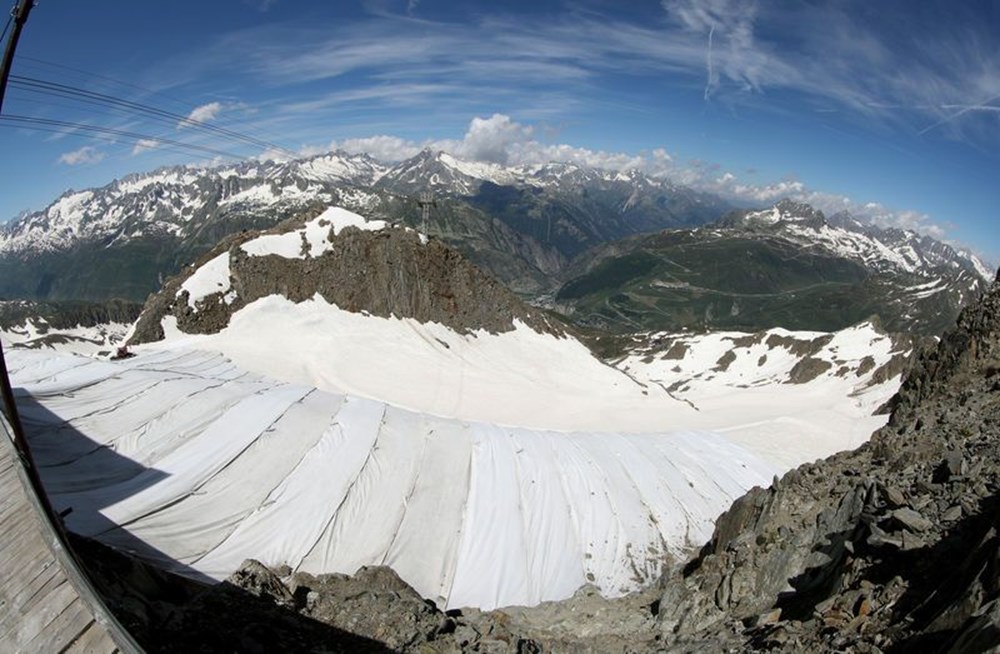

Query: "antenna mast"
<box><xmin>417</xmin><ymin>191</ymin><xmax>436</xmax><ymax>236</ymax></box>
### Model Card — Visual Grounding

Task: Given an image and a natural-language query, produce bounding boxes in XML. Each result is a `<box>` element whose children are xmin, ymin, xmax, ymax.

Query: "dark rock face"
<box><xmin>653</xmin><ymin>270</ymin><xmax>1000</xmax><ymax>651</ymax></box>
<box><xmin>214</xmin><ymin>560</ymin><xmax>660</xmax><ymax>654</ymax></box>
<box><xmin>129</xmin><ymin>209</ymin><xmax>561</xmax><ymax>345</ymax></box>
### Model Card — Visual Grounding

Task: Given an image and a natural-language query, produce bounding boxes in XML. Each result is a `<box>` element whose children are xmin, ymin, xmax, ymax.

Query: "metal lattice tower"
<box><xmin>417</xmin><ymin>191</ymin><xmax>436</xmax><ymax>236</ymax></box>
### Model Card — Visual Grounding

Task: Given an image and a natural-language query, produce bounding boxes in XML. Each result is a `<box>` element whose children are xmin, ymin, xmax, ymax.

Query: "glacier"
<box><xmin>7</xmin><ymin>346</ymin><xmax>773</xmax><ymax>610</ymax></box>
<box><xmin>0</xmin><ymin>202</ymin><xmax>917</xmax><ymax>611</ymax></box>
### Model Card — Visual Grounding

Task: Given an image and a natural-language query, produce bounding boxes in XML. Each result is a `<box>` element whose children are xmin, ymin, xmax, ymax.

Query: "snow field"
<box><xmin>9</xmin><ymin>348</ymin><xmax>774</xmax><ymax>610</ymax></box>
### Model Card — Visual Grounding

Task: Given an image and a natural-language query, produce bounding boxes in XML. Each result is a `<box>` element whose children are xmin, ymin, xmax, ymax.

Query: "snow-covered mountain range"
<box><xmin>556</xmin><ymin>199</ymin><xmax>991</xmax><ymax>335</ymax></box>
<box><xmin>0</xmin><ymin>153</ymin><xmax>385</xmax><ymax>255</ymax></box>
<box><xmin>0</xmin><ymin>151</ymin><xmax>729</xmax><ymax>301</ymax></box>
<box><xmin>720</xmin><ymin>199</ymin><xmax>992</xmax><ymax>282</ymax></box>
<box><xmin>3</xmin><ymin>205</ymin><xmax>915</xmax><ymax>611</ymax></box>
<box><xmin>0</xmin><ymin>148</ymin><xmax>730</xmax><ymax>301</ymax></box>
<box><xmin>1</xmin><ymin>151</ymin><xmax>989</xmax><ymax>337</ymax></box>
<box><xmin>3</xmin><ymin>149</ymin><xmax>988</xmax><ymax>338</ymax></box>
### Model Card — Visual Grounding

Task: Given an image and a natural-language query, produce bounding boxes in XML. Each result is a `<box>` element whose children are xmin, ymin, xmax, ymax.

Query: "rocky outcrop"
<box><xmin>129</xmin><ymin>208</ymin><xmax>562</xmax><ymax>344</ymax></box>
<box><xmin>654</xmin><ymin>269</ymin><xmax>1000</xmax><ymax>651</ymax></box>
<box><xmin>213</xmin><ymin>560</ymin><xmax>663</xmax><ymax>654</ymax></box>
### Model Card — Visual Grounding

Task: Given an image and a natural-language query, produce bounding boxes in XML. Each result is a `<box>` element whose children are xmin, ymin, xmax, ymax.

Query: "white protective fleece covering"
<box><xmin>8</xmin><ymin>347</ymin><xmax>773</xmax><ymax>610</ymax></box>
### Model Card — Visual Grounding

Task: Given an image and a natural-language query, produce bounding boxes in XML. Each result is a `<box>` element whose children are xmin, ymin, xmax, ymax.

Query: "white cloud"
<box><xmin>731</xmin><ymin>180</ymin><xmax>806</xmax><ymax>203</ymax></box>
<box><xmin>256</xmin><ymin>143</ymin><xmax>329</xmax><ymax>163</ymax></box>
<box><xmin>131</xmin><ymin>139</ymin><xmax>160</xmax><ymax>155</ymax></box>
<box><xmin>184</xmin><ymin>155</ymin><xmax>229</xmax><ymax>170</ymax></box>
<box><xmin>57</xmin><ymin>146</ymin><xmax>105</xmax><ymax>166</ymax></box>
<box><xmin>330</xmin><ymin>114</ymin><xmax>643</xmax><ymax>171</ymax></box>
<box><xmin>703</xmin><ymin>176</ymin><xmax>951</xmax><ymax>240</ymax></box>
<box><xmin>324</xmin><ymin>113</ymin><xmax>952</xmax><ymax>244</ymax></box>
<box><xmin>180</xmin><ymin>102</ymin><xmax>223</xmax><ymax>128</ymax></box>
<box><xmin>453</xmin><ymin>114</ymin><xmax>533</xmax><ymax>164</ymax></box>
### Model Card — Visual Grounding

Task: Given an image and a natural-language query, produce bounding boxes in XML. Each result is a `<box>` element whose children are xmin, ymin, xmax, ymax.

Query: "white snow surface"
<box><xmin>239</xmin><ymin>207</ymin><xmax>389</xmax><ymax>260</ymax></box>
<box><xmin>8</xmin><ymin>346</ymin><xmax>773</xmax><ymax>610</ymax></box>
<box><xmin>0</xmin><ymin>319</ymin><xmax>130</xmax><ymax>357</ymax></box>
<box><xmin>149</xmin><ymin>293</ymin><xmax>902</xmax><ymax>469</ymax></box>
<box><xmin>152</xmin><ymin>294</ymin><xmax>701</xmax><ymax>433</ymax></box>
<box><xmin>616</xmin><ymin>322</ymin><xmax>904</xmax><ymax>469</ymax></box>
<box><xmin>179</xmin><ymin>252</ymin><xmax>232</xmax><ymax>309</ymax></box>
<box><xmin>6</xmin><ymin>289</ymin><xmax>908</xmax><ymax>610</ymax></box>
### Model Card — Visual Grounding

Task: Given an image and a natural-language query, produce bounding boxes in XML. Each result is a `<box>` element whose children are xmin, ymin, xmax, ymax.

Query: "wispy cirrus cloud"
<box><xmin>243</xmin><ymin>0</ymin><xmax>278</xmax><ymax>12</ymax></box>
<box><xmin>159</xmin><ymin>1</ymin><xmax>996</xmax><ymax>148</ymax></box>
<box><xmin>657</xmin><ymin>0</ymin><xmax>1000</xmax><ymax>141</ymax></box>
<box><xmin>661</xmin><ymin>0</ymin><xmax>761</xmax><ymax>99</ymax></box>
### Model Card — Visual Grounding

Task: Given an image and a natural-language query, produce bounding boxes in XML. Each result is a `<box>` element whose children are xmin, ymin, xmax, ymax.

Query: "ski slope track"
<box><xmin>7</xmin><ymin>347</ymin><xmax>773</xmax><ymax>611</ymax></box>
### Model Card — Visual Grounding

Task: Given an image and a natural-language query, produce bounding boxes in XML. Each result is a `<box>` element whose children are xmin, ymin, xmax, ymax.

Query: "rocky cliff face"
<box><xmin>655</xmin><ymin>267</ymin><xmax>1000</xmax><ymax>651</ymax></box>
<box><xmin>129</xmin><ymin>206</ymin><xmax>560</xmax><ymax>345</ymax></box>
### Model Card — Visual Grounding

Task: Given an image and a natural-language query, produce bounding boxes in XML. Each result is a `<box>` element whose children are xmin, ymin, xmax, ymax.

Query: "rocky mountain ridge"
<box><xmin>0</xmin><ymin>149</ymin><xmax>729</xmax><ymax>301</ymax></box>
<box><xmin>555</xmin><ymin>199</ymin><xmax>989</xmax><ymax>335</ymax></box>
<box><xmin>720</xmin><ymin>199</ymin><xmax>992</xmax><ymax>281</ymax></box>
<box><xmin>128</xmin><ymin>205</ymin><xmax>559</xmax><ymax>344</ymax></box>
<box><xmin>0</xmin><ymin>299</ymin><xmax>138</xmax><ymax>356</ymax></box>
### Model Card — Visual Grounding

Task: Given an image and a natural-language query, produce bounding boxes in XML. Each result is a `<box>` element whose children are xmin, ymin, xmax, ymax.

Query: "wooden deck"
<box><xmin>0</xmin><ymin>418</ymin><xmax>122</xmax><ymax>653</ymax></box>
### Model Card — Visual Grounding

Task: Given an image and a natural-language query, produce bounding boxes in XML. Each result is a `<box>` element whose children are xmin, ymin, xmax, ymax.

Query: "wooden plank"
<box><xmin>2</xmin><ymin>578</ymin><xmax>78</xmax><ymax>649</ymax></box>
<box><xmin>0</xmin><ymin>514</ymin><xmax>37</xmax><ymax>559</ymax></box>
<box><xmin>6</xmin><ymin>580</ymin><xmax>77</xmax><ymax>652</ymax></box>
<box><xmin>63</xmin><ymin>620</ymin><xmax>120</xmax><ymax>654</ymax></box>
<box><xmin>24</xmin><ymin>599</ymin><xmax>101</xmax><ymax>654</ymax></box>
<box><xmin>0</xmin><ymin>544</ymin><xmax>53</xmax><ymax>594</ymax></box>
<box><xmin>0</xmin><ymin>488</ymin><xmax>31</xmax><ymax>525</ymax></box>
<box><xmin>16</xmin><ymin>564</ymin><xmax>68</xmax><ymax>615</ymax></box>
<box><xmin>0</xmin><ymin>417</ymin><xmax>133</xmax><ymax>653</ymax></box>
<box><xmin>0</xmin><ymin>509</ymin><xmax>44</xmax><ymax>557</ymax></box>
<box><xmin>3</xmin><ymin>564</ymin><xmax>60</xmax><ymax>621</ymax></box>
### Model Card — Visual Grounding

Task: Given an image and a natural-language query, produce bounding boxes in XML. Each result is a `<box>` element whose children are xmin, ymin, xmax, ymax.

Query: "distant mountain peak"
<box><xmin>717</xmin><ymin>199</ymin><xmax>990</xmax><ymax>283</ymax></box>
<box><xmin>774</xmin><ymin>198</ymin><xmax>826</xmax><ymax>221</ymax></box>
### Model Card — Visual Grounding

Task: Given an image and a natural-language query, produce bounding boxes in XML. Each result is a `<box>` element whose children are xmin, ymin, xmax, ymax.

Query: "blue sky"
<box><xmin>1</xmin><ymin>0</ymin><xmax>998</xmax><ymax>263</ymax></box>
